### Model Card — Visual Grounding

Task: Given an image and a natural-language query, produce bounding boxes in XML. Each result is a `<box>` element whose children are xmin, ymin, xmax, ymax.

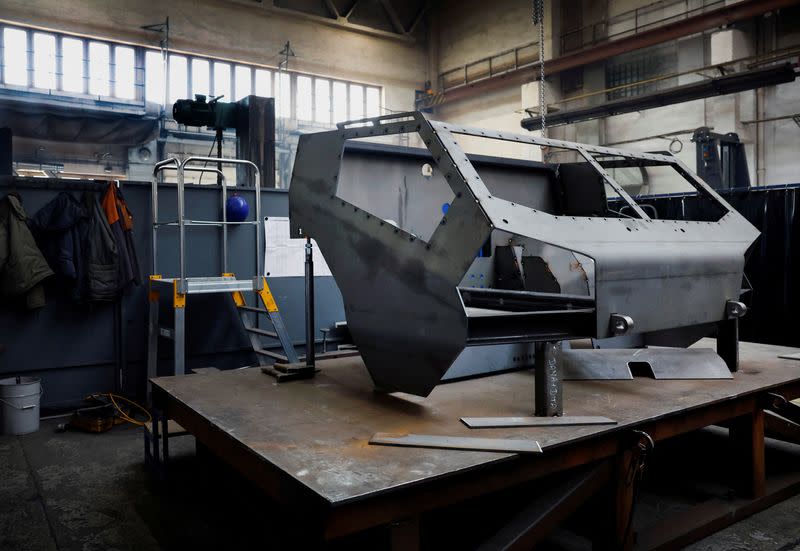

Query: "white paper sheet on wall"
<box><xmin>264</xmin><ymin>217</ymin><xmax>332</xmax><ymax>277</ymax></box>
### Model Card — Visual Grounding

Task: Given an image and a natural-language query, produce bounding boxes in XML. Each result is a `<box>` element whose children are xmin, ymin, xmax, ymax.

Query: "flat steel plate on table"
<box><xmin>370</xmin><ymin>433</ymin><xmax>543</xmax><ymax>453</ymax></box>
<box><xmin>460</xmin><ymin>416</ymin><xmax>617</xmax><ymax>428</ymax></box>
<box><xmin>150</xmin><ymin>339</ymin><xmax>800</xmax><ymax>506</ymax></box>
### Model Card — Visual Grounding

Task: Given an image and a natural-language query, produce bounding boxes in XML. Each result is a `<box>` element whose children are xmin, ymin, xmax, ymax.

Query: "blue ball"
<box><xmin>226</xmin><ymin>194</ymin><xmax>249</xmax><ymax>222</ymax></box>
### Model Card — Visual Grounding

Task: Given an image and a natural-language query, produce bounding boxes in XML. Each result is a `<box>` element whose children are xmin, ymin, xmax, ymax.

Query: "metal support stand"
<box><xmin>260</xmin><ymin>238</ymin><xmax>317</xmax><ymax>381</ymax></box>
<box><xmin>305</xmin><ymin>237</ymin><xmax>315</xmax><ymax>369</ymax></box>
<box><xmin>460</xmin><ymin>340</ymin><xmax>617</xmax><ymax>428</ymax></box>
<box><xmin>718</xmin><ymin>300</ymin><xmax>747</xmax><ymax>372</ymax></box>
<box><xmin>215</xmin><ymin>128</ymin><xmax>223</xmax><ymax>187</ymax></box>
<box><xmin>717</xmin><ymin>319</ymin><xmax>739</xmax><ymax>372</ymax></box>
<box><xmin>535</xmin><ymin>341</ymin><xmax>563</xmax><ymax>417</ymax></box>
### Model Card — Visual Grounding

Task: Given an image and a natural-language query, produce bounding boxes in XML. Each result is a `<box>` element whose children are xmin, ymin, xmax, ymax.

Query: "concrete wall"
<box><xmin>429</xmin><ymin>0</ymin><xmax>800</xmax><ymax>188</ymax></box>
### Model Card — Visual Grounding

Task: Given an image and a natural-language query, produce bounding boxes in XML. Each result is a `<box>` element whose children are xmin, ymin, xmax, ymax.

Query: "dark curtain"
<box><xmin>637</xmin><ymin>185</ymin><xmax>800</xmax><ymax>347</ymax></box>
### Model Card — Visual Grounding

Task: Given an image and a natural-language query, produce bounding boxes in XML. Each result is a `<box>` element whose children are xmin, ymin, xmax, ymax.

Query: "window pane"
<box><xmin>114</xmin><ymin>46</ymin><xmax>135</xmax><ymax>99</ymax></box>
<box><xmin>3</xmin><ymin>28</ymin><xmax>28</xmax><ymax>86</ymax></box>
<box><xmin>145</xmin><ymin>50</ymin><xmax>164</xmax><ymax>105</ymax></box>
<box><xmin>88</xmin><ymin>42</ymin><xmax>110</xmax><ymax>96</ymax></box>
<box><xmin>62</xmin><ymin>38</ymin><xmax>84</xmax><ymax>93</ymax></box>
<box><xmin>168</xmin><ymin>55</ymin><xmax>187</xmax><ymax>104</ymax></box>
<box><xmin>254</xmin><ymin>69</ymin><xmax>271</xmax><ymax>97</ymax></box>
<box><xmin>234</xmin><ymin>65</ymin><xmax>251</xmax><ymax>101</ymax></box>
<box><xmin>213</xmin><ymin>62</ymin><xmax>230</xmax><ymax>100</ymax></box>
<box><xmin>276</xmin><ymin>72</ymin><xmax>291</xmax><ymax>118</ymax></box>
<box><xmin>332</xmin><ymin>81</ymin><xmax>347</xmax><ymax>123</ymax></box>
<box><xmin>33</xmin><ymin>33</ymin><xmax>56</xmax><ymax>89</ymax></box>
<box><xmin>191</xmin><ymin>58</ymin><xmax>210</xmax><ymax>98</ymax></box>
<box><xmin>314</xmin><ymin>78</ymin><xmax>330</xmax><ymax>124</ymax></box>
<box><xmin>296</xmin><ymin>75</ymin><xmax>312</xmax><ymax>121</ymax></box>
<box><xmin>366</xmin><ymin>87</ymin><xmax>380</xmax><ymax>118</ymax></box>
<box><xmin>349</xmin><ymin>84</ymin><xmax>363</xmax><ymax>120</ymax></box>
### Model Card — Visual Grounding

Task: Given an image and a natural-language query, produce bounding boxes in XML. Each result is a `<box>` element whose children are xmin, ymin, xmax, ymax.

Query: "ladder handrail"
<box><xmin>151</xmin><ymin>161</ymin><xmax>228</xmax><ymax>277</ymax></box>
<box><xmin>180</xmin><ymin>157</ymin><xmax>262</xmax><ymax>285</ymax></box>
<box><xmin>150</xmin><ymin>156</ymin><xmax>262</xmax><ymax>292</ymax></box>
<box><xmin>151</xmin><ymin>158</ymin><xmax>179</xmax><ymax>276</ymax></box>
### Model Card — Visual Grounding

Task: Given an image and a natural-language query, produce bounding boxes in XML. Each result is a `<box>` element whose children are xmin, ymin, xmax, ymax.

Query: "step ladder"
<box><xmin>146</xmin><ymin>156</ymin><xmax>298</xmax><ymax>398</ymax></box>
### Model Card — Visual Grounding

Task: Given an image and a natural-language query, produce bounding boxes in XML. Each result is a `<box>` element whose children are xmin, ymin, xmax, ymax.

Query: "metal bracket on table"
<box><xmin>261</xmin><ymin>363</ymin><xmax>318</xmax><ymax>381</ymax></box>
<box><xmin>561</xmin><ymin>347</ymin><xmax>733</xmax><ymax>380</ymax></box>
<box><xmin>460</xmin><ymin>340</ymin><xmax>618</xmax><ymax>429</ymax></box>
<box><xmin>718</xmin><ymin>299</ymin><xmax>747</xmax><ymax>372</ymax></box>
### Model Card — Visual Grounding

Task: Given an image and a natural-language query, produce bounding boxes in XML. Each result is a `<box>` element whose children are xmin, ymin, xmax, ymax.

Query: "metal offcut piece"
<box><xmin>369</xmin><ymin>433</ymin><xmax>543</xmax><ymax>454</ymax></box>
<box><xmin>460</xmin><ymin>416</ymin><xmax>617</xmax><ymax>428</ymax></box>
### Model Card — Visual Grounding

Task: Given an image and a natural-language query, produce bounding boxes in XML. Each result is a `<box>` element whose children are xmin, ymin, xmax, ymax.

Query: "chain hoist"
<box><xmin>532</xmin><ymin>0</ymin><xmax>547</xmax><ymax>136</ymax></box>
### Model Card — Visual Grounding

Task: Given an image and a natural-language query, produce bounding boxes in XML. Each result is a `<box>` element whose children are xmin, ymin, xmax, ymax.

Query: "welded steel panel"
<box><xmin>289</xmin><ymin>112</ymin><xmax>759</xmax><ymax>396</ymax></box>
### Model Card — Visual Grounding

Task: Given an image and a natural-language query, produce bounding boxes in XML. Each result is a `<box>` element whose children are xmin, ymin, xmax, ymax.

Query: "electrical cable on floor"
<box><xmin>88</xmin><ymin>392</ymin><xmax>152</xmax><ymax>427</ymax></box>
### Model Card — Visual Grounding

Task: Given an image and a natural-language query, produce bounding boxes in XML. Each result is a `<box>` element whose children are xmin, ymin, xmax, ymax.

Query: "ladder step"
<box><xmin>254</xmin><ymin>348</ymin><xmax>289</xmax><ymax>362</ymax></box>
<box><xmin>238</xmin><ymin>305</ymin><xmax>269</xmax><ymax>314</ymax></box>
<box><xmin>245</xmin><ymin>327</ymin><xmax>279</xmax><ymax>339</ymax></box>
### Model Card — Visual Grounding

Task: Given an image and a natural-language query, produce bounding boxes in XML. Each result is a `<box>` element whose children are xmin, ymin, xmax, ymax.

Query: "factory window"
<box><xmin>0</xmin><ymin>23</ymin><xmax>382</xmax><ymax>124</ymax></box>
<box><xmin>88</xmin><ymin>42</ymin><xmax>110</xmax><ymax>96</ymax></box>
<box><xmin>192</xmin><ymin>58</ymin><xmax>210</xmax><ymax>98</ymax></box>
<box><xmin>33</xmin><ymin>33</ymin><xmax>56</xmax><ymax>89</ymax></box>
<box><xmin>366</xmin><ymin>87</ymin><xmax>380</xmax><ymax>118</ymax></box>
<box><xmin>145</xmin><ymin>50</ymin><xmax>164</xmax><ymax>105</ymax></box>
<box><xmin>314</xmin><ymin>78</ymin><xmax>330</xmax><ymax>124</ymax></box>
<box><xmin>168</xmin><ymin>55</ymin><xmax>187</xmax><ymax>104</ymax></box>
<box><xmin>254</xmin><ymin>68</ymin><xmax>271</xmax><ymax>97</ymax></box>
<box><xmin>296</xmin><ymin>75</ymin><xmax>313</xmax><ymax>121</ymax></box>
<box><xmin>3</xmin><ymin>28</ymin><xmax>28</xmax><ymax>86</ymax></box>
<box><xmin>62</xmin><ymin>37</ymin><xmax>84</xmax><ymax>93</ymax></box>
<box><xmin>349</xmin><ymin>84</ymin><xmax>364</xmax><ymax>120</ymax></box>
<box><xmin>276</xmin><ymin>71</ymin><xmax>291</xmax><ymax>118</ymax></box>
<box><xmin>234</xmin><ymin>65</ymin><xmax>251</xmax><ymax>100</ymax></box>
<box><xmin>213</xmin><ymin>62</ymin><xmax>231</xmax><ymax>100</ymax></box>
<box><xmin>114</xmin><ymin>46</ymin><xmax>135</xmax><ymax>99</ymax></box>
<box><xmin>605</xmin><ymin>44</ymin><xmax>677</xmax><ymax>100</ymax></box>
<box><xmin>332</xmin><ymin>81</ymin><xmax>347</xmax><ymax>123</ymax></box>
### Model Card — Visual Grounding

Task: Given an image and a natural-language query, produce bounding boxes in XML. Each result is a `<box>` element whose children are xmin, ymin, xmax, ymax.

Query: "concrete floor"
<box><xmin>2</xmin><ymin>419</ymin><xmax>800</xmax><ymax>550</ymax></box>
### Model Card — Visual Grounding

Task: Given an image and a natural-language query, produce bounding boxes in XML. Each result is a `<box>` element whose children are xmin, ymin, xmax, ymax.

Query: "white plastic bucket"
<box><xmin>0</xmin><ymin>376</ymin><xmax>41</xmax><ymax>435</ymax></box>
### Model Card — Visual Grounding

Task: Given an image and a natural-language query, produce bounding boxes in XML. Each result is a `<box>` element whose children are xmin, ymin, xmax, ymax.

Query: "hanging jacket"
<box><xmin>114</xmin><ymin>186</ymin><xmax>141</xmax><ymax>286</ymax></box>
<box><xmin>100</xmin><ymin>183</ymin><xmax>140</xmax><ymax>289</ymax></box>
<box><xmin>82</xmin><ymin>191</ymin><xmax>120</xmax><ymax>301</ymax></box>
<box><xmin>0</xmin><ymin>194</ymin><xmax>54</xmax><ymax>308</ymax></box>
<box><xmin>29</xmin><ymin>192</ymin><xmax>88</xmax><ymax>300</ymax></box>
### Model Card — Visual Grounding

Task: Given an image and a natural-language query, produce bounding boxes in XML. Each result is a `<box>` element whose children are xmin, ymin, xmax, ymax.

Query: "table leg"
<box><xmin>390</xmin><ymin>516</ymin><xmax>420</xmax><ymax>551</ymax></box>
<box><xmin>730</xmin><ymin>408</ymin><xmax>766</xmax><ymax>499</ymax></box>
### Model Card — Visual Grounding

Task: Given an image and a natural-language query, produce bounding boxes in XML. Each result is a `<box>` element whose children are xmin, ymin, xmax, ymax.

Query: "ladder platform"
<box><xmin>151</xmin><ymin>276</ymin><xmax>260</xmax><ymax>294</ymax></box>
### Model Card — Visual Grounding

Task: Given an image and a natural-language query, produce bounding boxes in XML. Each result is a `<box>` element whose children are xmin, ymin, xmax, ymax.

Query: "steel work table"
<box><xmin>149</xmin><ymin>340</ymin><xmax>800</xmax><ymax>549</ymax></box>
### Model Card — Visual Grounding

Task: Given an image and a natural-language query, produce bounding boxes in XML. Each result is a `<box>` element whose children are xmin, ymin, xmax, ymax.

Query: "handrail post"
<box><xmin>152</xmin><ymin>158</ymin><xmax>180</xmax><ymax>276</ymax></box>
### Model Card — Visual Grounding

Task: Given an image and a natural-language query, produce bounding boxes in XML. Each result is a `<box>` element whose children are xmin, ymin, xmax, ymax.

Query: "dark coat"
<box><xmin>29</xmin><ymin>192</ymin><xmax>88</xmax><ymax>299</ymax></box>
<box><xmin>101</xmin><ymin>183</ymin><xmax>141</xmax><ymax>289</ymax></box>
<box><xmin>31</xmin><ymin>191</ymin><xmax>122</xmax><ymax>302</ymax></box>
<box><xmin>82</xmin><ymin>191</ymin><xmax>120</xmax><ymax>301</ymax></box>
<box><xmin>0</xmin><ymin>194</ymin><xmax>54</xmax><ymax>308</ymax></box>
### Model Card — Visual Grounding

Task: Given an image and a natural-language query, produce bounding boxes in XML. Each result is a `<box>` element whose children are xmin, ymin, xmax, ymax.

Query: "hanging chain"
<box><xmin>532</xmin><ymin>0</ymin><xmax>547</xmax><ymax>136</ymax></box>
